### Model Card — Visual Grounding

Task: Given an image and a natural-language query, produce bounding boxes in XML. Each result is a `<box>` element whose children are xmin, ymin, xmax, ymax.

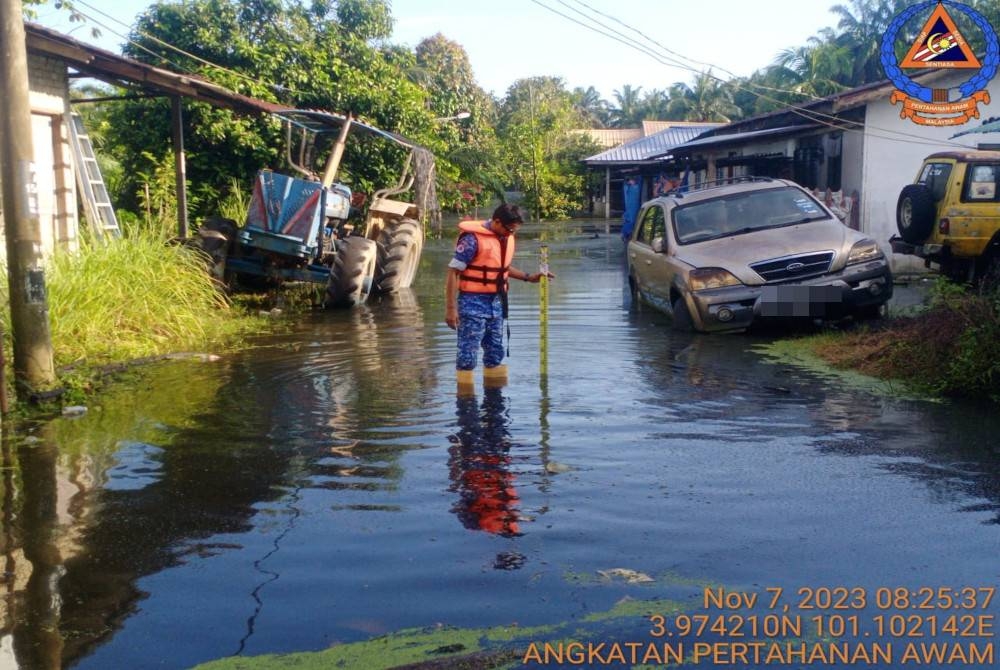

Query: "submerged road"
<box><xmin>3</xmin><ymin>222</ymin><xmax>998</xmax><ymax>669</ymax></box>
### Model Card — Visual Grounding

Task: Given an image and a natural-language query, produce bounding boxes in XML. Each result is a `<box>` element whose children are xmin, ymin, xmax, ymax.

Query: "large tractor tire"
<box><xmin>896</xmin><ymin>184</ymin><xmax>936</xmax><ymax>244</ymax></box>
<box><xmin>325</xmin><ymin>237</ymin><xmax>378</xmax><ymax>308</ymax></box>
<box><xmin>374</xmin><ymin>217</ymin><xmax>423</xmax><ymax>293</ymax></box>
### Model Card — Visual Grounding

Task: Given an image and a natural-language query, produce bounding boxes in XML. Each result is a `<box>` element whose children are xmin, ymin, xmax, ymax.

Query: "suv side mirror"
<box><xmin>651</xmin><ymin>237</ymin><xmax>667</xmax><ymax>253</ymax></box>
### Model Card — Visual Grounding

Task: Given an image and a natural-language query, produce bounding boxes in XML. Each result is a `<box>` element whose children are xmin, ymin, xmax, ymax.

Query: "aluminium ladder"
<box><xmin>67</xmin><ymin>111</ymin><xmax>121</xmax><ymax>241</ymax></box>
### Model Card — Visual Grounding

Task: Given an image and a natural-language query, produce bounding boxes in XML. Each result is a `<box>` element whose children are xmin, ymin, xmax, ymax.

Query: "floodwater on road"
<box><xmin>2</xmin><ymin>222</ymin><xmax>998</xmax><ymax>669</ymax></box>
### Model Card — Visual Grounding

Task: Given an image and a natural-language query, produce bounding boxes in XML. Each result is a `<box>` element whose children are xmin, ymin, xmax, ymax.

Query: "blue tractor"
<box><xmin>199</xmin><ymin>109</ymin><xmax>431</xmax><ymax>307</ymax></box>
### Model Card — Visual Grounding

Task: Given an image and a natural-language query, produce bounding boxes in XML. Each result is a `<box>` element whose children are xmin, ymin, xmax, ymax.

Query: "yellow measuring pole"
<box><xmin>537</xmin><ymin>243</ymin><xmax>551</xmax><ymax>480</ymax></box>
<box><xmin>539</xmin><ymin>244</ymin><xmax>549</xmax><ymax>376</ymax></box>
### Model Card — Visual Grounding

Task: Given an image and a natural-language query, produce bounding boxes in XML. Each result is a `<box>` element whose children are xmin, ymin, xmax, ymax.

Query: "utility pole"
<box><xmin>171</xmin><ymin>95</ymin><xmax>189</xmax><ymax>238</ymax></box>
<box><xmin>1</xmin><ymin>0</ymin><xmax>58</xmax><ymax>399</ymax></box>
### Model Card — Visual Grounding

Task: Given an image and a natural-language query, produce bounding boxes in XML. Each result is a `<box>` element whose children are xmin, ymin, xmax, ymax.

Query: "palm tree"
<box><xmin>667</xmin><ymin>71</ymin><xmax>741</xmax><ymax>122</ymax></box>
<box><xmin>970</xmin><ymin>0</ymin><xmax>1000</xmax><ymax>32</ymax></box>
<box><xmin>611</xmin><ymin>84</ymin><xmax>644</xmax><ymax>127</ymax></box>
<box><xmin>772</xmin><ymin>32</ymin><xmax>853</xmax><ymax>98</ymax></box>
<box><xmin>829</xmin><ymin>0</ymin><xmax>911</xmax><ymax>84</ymax></box>
<box><xmin>639</xmin><ymin>89</ymin><xmax>671</xmax><ymax>120</ymax></box>
<box><xmin>570</xmin><ymin>86</ymin><xmax>611</xmax><ymax>128</ymax></box>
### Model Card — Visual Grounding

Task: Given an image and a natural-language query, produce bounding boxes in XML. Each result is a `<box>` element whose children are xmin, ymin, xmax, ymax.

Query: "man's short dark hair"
<box><xmin>493</xmin><ymin>203</ymin><xmax>524</xmax><ymax>226</ymax></box>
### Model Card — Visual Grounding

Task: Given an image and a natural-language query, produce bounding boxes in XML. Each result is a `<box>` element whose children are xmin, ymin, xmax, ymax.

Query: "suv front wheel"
<box><xmin>896</xmin><ymin>184</ymin><xmax>936</xmax><ymax>244</ymax></box>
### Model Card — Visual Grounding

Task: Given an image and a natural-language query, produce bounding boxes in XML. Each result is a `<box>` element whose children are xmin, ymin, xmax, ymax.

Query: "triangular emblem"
<box><xmin>900</xmin><ymin>3</ymin><xmax>981</xmax><ymax>68</ymax></box>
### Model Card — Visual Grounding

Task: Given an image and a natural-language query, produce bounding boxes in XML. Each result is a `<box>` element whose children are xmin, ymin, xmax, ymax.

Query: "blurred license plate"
<box><xmin>759</xmin><ymin>285</ymin><xmax>842</xmax><ymax>317</ymax></box>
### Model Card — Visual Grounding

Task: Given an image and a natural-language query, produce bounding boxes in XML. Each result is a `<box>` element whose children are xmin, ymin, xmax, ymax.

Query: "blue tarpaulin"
<box><xmin>621</xmin><ymin>177</ymin><xmax>641</xmax><ymax>240</ymax></box>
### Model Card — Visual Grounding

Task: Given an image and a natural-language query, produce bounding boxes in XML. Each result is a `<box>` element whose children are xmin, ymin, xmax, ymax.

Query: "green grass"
<box><xmin>1</xmin><ymin>227</ymin><xmax>270</xmax><ymax>400</ymax></box>
<box><xmin>759</xmin><ymin>280</ymin><xmax>1000</xmax><ymax>404</ymax></box>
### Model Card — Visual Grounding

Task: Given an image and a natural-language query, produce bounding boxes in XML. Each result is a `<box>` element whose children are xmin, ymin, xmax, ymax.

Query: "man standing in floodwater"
<box><xmin>445</xmin><ymin>203</ymin><xmax>553</xmax><ymax>392</ymax></box>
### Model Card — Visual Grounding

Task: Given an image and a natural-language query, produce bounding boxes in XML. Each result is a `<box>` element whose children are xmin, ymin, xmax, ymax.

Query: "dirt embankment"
<box><xmin>807</xmin><ymin>287</ymin><xmax>1000</xmax><ymax>403</ymax></box>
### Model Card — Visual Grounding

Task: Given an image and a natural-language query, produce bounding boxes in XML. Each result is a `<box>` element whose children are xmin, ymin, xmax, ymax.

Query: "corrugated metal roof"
<box><xmin>583</xmin><ymin>125</ymin><xmax>721</xmax><ymax>164</ymax></box>
<box><xmin>571</xmin><ymin>128</ymin><xmax>643</xmax><ymax>148</ymax></box>
<box><xmin>25</xmin><ymin>22</ymin><xmax>284</xmax><ymax>115</ymax></box>
<box><xmin>641</xmin><ymin>120</ymin><xmax>715</xmax><ymax>135</ymax></box>
<box><xmin>666</xmin><ymin>124</ymin><xmax>821</xmax><ymax>153</ymax></box>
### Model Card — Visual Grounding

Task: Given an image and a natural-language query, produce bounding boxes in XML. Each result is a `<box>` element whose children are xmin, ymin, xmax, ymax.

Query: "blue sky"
<box><xmin>32</xmin><ymin>0</ymin><xmax>840</xmax><ymax>100</ymax></box>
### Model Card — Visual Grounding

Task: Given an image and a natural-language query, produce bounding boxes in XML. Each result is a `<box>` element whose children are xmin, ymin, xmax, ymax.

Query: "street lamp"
<box><xmin>433</xmin><ymin>111</ymin><xmax>471</xmax><ymax>122</ymax></box>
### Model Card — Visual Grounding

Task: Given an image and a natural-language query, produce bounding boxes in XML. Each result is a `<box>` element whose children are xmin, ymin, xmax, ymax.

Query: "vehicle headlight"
<box><xmin>847</xmin><ymin>238</ymin><xmax>884</xmax><ymax>265</ymax></box>
<box><xmin>689</xmin><ymin>267</ymin><xmax>743</xmax><ymax>291</ymax></box>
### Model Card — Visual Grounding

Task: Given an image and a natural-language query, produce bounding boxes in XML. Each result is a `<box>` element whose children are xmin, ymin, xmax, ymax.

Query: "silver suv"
<box><xmin>626</xmin><ymin>177</ymin><xmax>892</xmax><ymax>332</ymax></box>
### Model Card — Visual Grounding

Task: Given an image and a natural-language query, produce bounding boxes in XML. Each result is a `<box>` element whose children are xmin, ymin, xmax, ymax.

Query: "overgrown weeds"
<box><xmin>807</xmin><ymin>279</ymin><xmax>1000</xmax><ymax>402</ymax></box>
<box><xmin>216</xmin><ymin>177</ymin><xmax>251</xmax><ymax>224</ymax></box>
<box><xmin>1</xmin><ymin>226</ymin><xmax>270</xmax><ymax>387</ymax></box>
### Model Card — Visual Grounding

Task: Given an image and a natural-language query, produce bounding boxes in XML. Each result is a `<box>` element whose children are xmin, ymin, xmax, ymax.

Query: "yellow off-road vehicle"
<box><xmin>891</xmin><ymin>150</ymin><xmax>1000</xmax><ymax>284</ymax></box>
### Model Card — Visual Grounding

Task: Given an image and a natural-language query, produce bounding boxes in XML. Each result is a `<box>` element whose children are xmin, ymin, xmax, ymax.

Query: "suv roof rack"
<box><xmin>666</xmin><ymin>176</ymin><xmax>775</xmax><ymax>198</ymax></box>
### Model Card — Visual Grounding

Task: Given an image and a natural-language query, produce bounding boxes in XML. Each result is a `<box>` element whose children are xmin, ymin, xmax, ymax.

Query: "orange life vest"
<box><xmin>457</xmin><ymin>220</ymin><xmax>515</xmax><ymax>293</ymax></box>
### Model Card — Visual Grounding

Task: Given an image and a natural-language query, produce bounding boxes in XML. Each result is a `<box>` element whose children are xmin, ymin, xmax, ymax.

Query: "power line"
<box><xmin>533</xmin><ymin>0</ymin><xmax>974</xmax><ymax>149</ymax></box>
<box><xmin>530</xmin><ymin>0</ymin><xmax>852</xmax><ymax>124</ymax></box>
<box><xmin>565</xmin><ymin>0</ymin><xmax>830</xmax><ymax>102</ymax></box>
<box><xmin>551</xmin><ymin>0</ymin><xmax>702</xmax><ymax>80</ymax></box>
<box><xmin>69</xmin><ymin>0</ymin><xmax>297</xmax><ymax>98</ymax></box>
<box><xmin>62</xmin><ymin>0</ymin><xmax>977</xmax><ymax>150</ymax></box>
<box><xmin>65</xmin><ymin>4</ymin><xmax>205</xmax><ymax>78</ymax></box>
<box><xmin>569</xmin><ymin>0</ymin><xmax>982</xmax><ymax>149</ymax></box>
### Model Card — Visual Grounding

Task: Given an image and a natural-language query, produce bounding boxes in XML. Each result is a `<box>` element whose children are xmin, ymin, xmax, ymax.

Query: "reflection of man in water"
<box><xmin>448</xmin><ymin>387</ymin><xmax>521</xmax><ymax>538</ymax></box>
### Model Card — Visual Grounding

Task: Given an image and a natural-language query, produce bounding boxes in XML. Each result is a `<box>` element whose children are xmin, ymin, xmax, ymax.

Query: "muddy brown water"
<box><xmin>2</xmin><ymin>222</ymin><xmax>998</xmax><ymax>669</ymax></box>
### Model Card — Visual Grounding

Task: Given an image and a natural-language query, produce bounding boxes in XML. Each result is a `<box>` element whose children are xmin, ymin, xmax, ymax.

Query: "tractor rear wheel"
<box><xmin>374</xmin><ymin>217</ymin><xmax>423</xmax><ymax>293</ymax></box>
<box><xmin>195</xmin><ymin>216</ymin><xmax>239</xmax><ymax>287</ymax></box>
<box><xmin>325</xmin><ymin>237</ymin><xmax>377</xmax><ymax>307</ymax></box>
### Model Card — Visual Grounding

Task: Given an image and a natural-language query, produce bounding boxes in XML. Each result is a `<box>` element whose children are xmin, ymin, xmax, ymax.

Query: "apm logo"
<box><xmin>880</xmin><ymin>0</ymin><xmax>999</xmax><ymax>126</ymax></box>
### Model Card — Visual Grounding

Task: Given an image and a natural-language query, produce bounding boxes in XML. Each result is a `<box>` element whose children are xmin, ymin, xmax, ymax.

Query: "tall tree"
<box><xmin>414</xmin><ymin>33</ymin><xmax>479</xmax><ymax>118</ymax></box>
<box><xmin>667</xmin><ymin>72</ymin><xmax>741</xmax><ymax>122</ymax></box>
<box><xmin>497</xmin><ymin>77</ymin><xmax>597</xmax><ymax>219</ymax></box>
<box><xmin>828</xmin><ymin>0</ymin><xmax>911</xmax><ymax>84</ymax></box>
<box><xmin>731</xmin><ymin>67</ymin><xmax>809</xmax><ymax>117</ymax></box>
<box><xmin>101</xmin><ymin>0</ymin><xmax>431</xmax><ymax>221</ymax></box>
<box><xmin>772</xmin><ymin>32</ymin><xmax>853</xmax><ymax>98</ymax></box>
<box><xmin>335</xmin><ymin>0</ymin><xmax>393</xmax><ymax>40</ymax></box>
<box><xmin>570</xmin><ymin>86</ymin><xmax>611</xmax><ymax>128</ymax></box>
<box><xmin>412</xmin><ymin>34</ymin><xmax>502</xmax><ymax>212</ymax></box>
<box><xmin>970</xmin><ymin>0</ymin><xmax>1000</xmax><ymax>31</ymax></box>
<box><xmin>639</xmin><ymin>89</ymin><xmax>671</xmax><ymax>121</ymax></box>
<box><xmin>611</xmin><ymin>84</ymin><xmax>644</xmax><ymax>127</ymax></box>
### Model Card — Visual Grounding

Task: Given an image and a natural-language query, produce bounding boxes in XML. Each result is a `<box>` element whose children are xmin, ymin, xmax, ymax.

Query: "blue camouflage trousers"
<box><xmin>456</xmin><ymin>293</ymin><xmax>505</xmax><ymax>370</ymax></box>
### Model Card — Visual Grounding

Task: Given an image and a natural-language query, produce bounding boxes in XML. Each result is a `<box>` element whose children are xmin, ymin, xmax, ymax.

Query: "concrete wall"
<box><xmin>0</xmin><ymin>52</ymin><xmax>78</xmax><ymax>262</ymax></box>
<box><xmin>841</xmin><ymin>125</ymin><xmax>865</xmax><ymax>203</ymax></box>
<box><xmin>860</xmin><ymin>70</ymin><xmax>997</xmax><ymax>274</ymax></box>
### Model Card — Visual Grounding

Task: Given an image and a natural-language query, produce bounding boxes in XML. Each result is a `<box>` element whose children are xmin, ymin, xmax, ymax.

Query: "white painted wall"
<box><xmin>859</xmin><ymin>70</ymin><xmax>999</xmax><ymax>274</ymax></box>
<box><xmin>0</xmin><ymin>53</ymin><xmax>78</xmax><ymax>263</ymax></box>
<box><xmin>841</xmin><ymin>127</ymin><xmax>865</xmax><ymax>203</ymax></box>
<box><xmin>31</xmin><ymin>114</ymin><xmax>58</xmax><ymax>255</ymax></box>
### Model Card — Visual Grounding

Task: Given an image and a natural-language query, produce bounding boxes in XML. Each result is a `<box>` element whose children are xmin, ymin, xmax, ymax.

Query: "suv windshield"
<box><xmin>672</xmin><ymin>186</ymin><xmax>830</xmax><ymax>244</ymax></box>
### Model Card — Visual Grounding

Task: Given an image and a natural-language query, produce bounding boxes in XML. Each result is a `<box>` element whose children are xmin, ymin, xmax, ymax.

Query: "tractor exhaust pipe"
<box><xmin>321</xmin><ymin>114</ymin><xmax>353</xmax><ymax>188</ymax></box>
